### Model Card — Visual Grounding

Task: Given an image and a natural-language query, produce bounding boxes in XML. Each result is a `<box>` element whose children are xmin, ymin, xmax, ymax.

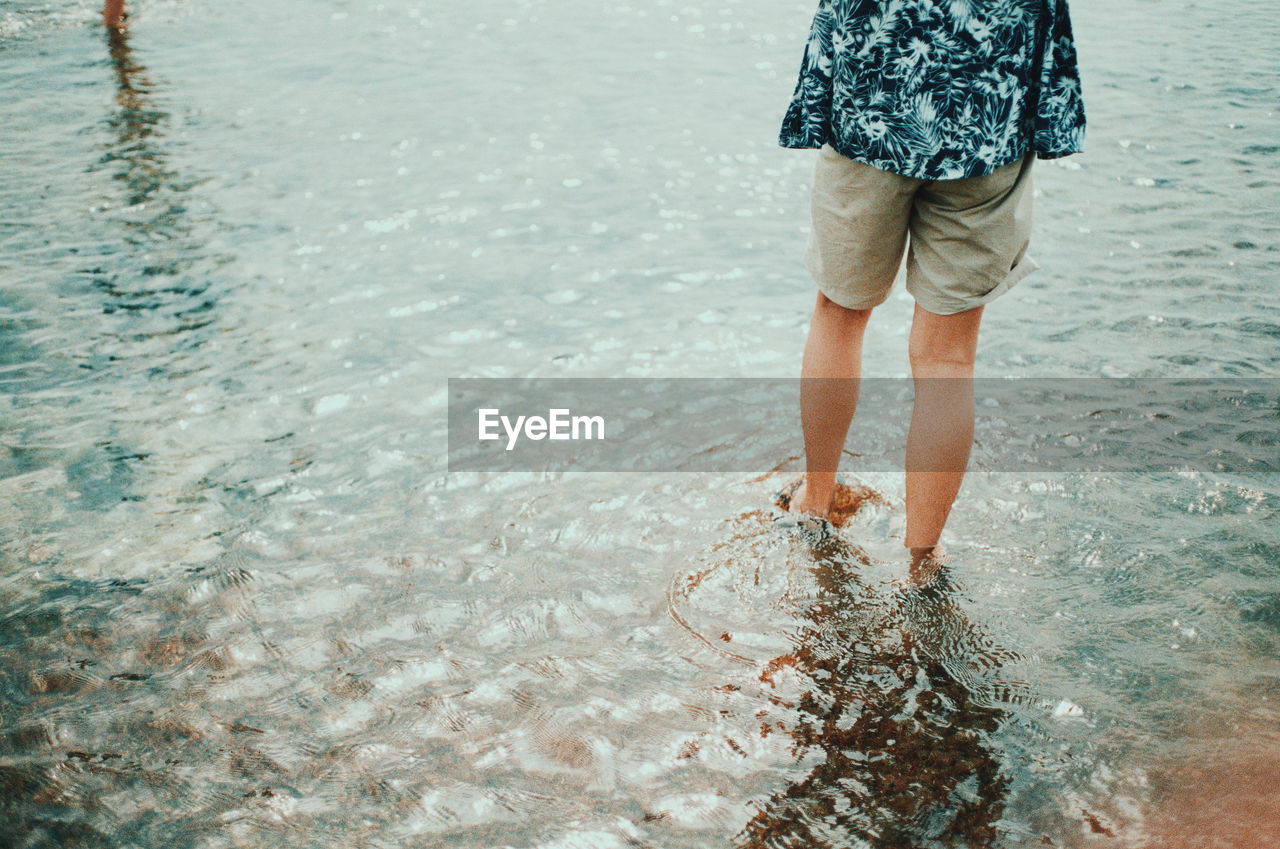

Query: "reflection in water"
<box><xmin>733</xmin><ymin>522</ymin><xmax>1025</xmax><ymax>848</ymax></box>
<box><xmin>104</xmin><ymin>24</ymin><xmax>165</xmax><ymax>208</ymax></box>
<box><xmin>91</xmin><ymin>22</ymin><xmax>218</xmax><ymax>342</ymax></box>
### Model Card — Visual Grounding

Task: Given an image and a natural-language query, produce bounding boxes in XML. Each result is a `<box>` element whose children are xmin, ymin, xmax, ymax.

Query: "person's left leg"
<box><xmin>788</xmin><ymin>291</ymin><xmax>872</xmax><ymax>517</ymax></box>
<box><xmin>900</xmin><ymin>150</ymin><xmax>1036</xmax><ymax>560</ymax></box>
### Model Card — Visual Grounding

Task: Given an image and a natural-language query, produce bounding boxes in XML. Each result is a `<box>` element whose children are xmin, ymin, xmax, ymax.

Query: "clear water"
<box><xmin>2</xmin><ymin>0</ymin><xmax>1279</xmax><ymax>847</ymax></box>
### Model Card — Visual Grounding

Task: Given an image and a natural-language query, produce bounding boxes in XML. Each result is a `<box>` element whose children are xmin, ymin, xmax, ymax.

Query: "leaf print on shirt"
<box><xmin>779</xmin><ymin>0</ymin><xmax>1087</xmax><ymax>180</ymax></box>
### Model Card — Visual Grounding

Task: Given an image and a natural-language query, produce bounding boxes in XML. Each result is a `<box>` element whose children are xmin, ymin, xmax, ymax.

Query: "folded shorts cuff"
<box><xmin>814</xmin><ymin>283</ymin><xmax>894</xmax><ymax>310</ymax></box>
<box><xmin>913</xmin><ymin>253</ymin><xmax>1041</xmax><ymax>316</ymax></box>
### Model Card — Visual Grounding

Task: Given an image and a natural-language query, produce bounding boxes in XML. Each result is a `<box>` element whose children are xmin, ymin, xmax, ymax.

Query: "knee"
<box><xmin>908</xmin><ymin>336</ymin><xmax>977</xmax><ymax>376</ymax></box>
<box><xmin>908</xmin><ymin>306</ymin><xmax>983</xmax><ymax>375</ymax></box>
<box><xmin>908</xmin><ymin>342</ymin><xmax>976</xmax><ymax>371</ymax></box>
<box><xmin>814</xmin><ymin>291</ymin><xmax>873</xmax><ymax>324</ymax></box>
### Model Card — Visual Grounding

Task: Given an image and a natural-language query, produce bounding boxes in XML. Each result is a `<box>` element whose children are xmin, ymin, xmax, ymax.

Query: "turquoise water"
<box><xmin>2</xmin><ymin>0</ymin><xmax>1279</xmax><ymax>846</ymax></box>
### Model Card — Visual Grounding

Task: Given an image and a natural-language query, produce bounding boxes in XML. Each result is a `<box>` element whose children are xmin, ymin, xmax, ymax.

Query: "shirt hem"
<box><xmin>780</xmin><ymin>135</ymin><xmax>1085</xmax><ymax>179</ymax></box>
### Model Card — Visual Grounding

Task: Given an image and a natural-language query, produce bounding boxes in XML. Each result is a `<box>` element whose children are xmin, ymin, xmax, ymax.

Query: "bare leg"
<box><xmin>104</xmin><ymin>0</ymin><xmax>126</xmax><ymax>29</ymax></box>
<box><xmin>904</xmin><ymin>302</ymin><xmax>984</xmax><ymax>555</ymax></box>
<box><xmin>790</xmin><ymin>291</ymin><xmax>872</xmax><ymax>517</ymax></box>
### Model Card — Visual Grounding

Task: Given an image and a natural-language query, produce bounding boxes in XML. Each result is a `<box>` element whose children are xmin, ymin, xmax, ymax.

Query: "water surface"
<box><xmin>2</xmin><ymin>0</ymin><xmax>1279</xmax><ymax>847</ymax></box>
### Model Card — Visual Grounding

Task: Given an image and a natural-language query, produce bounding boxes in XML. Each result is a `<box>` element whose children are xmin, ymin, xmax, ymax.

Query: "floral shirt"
<box><xmin>778</xmin><ymin>0</ymin><xmax>1087</xmax><ymax>180</ymax></box>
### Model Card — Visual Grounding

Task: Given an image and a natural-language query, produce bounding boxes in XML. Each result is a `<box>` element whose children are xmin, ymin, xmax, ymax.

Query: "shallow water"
<box><xmin>2</xmin><ymin>0</ymin><xmax>1279</xmax><ymax>847</ymax></box>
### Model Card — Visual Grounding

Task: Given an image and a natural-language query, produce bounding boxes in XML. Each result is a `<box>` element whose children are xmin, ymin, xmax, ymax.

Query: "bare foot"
<box><xmin>908</xmin><ymin>544</ymin><xmax>948</xmax><ymax>585</ymax></box>
<box><xmin>791</xmin><ymin>478</ymin><xmax>836</xmax><ymax>519</ymax></box>
<box><xmin>776</xmin><ymin>477</ymin><xmax>886</xmax><ymax>528</ymax></box>
<box><xmin>778</xmin><ymin>476</ymin><xmax>833</xmax><ymax>520</ymax></box>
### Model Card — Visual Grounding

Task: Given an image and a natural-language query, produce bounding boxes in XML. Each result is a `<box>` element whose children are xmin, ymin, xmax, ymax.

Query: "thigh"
<box><xmin>804</xmin><ymin>143</ymin><xmax>921</xmax><ymax>310</ymax></box>
<box><xmin>905</xmin><ymin>152</ymin><xmax>1038</xmax><ymax>316</ymax></box>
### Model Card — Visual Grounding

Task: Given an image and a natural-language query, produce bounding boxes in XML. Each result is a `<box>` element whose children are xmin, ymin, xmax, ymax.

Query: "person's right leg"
<box><xmin>789</xmin><ymin>144</ymin><xmax>918</xmax><ymax>518</ymax></box>
<box><xmin>789</xmin><ymin>291</ymin><xmax>873</xmax><ymax>517</ymax></box>
<box><xmin>904</xmin><ymin>301</ymin><xmax>984</xmax><ymax>558</ymax></box>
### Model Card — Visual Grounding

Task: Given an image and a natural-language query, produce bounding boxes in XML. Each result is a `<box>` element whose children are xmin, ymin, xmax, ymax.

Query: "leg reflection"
<box><xmin>737</xmin><ymin>547</ymin><xmax>1018</xmax><ymax>849</ymax></box>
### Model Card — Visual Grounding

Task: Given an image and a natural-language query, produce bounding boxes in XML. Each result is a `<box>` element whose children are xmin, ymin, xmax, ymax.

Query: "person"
<box><xmin>776</xmin><ymin>0</ymin><xmax>1086</xmax><ymax>563</ymax></box>
<box><xmin>104</xmin><ymin>0</ymin><xmax>126</xmax><ymax>30</ymax></box>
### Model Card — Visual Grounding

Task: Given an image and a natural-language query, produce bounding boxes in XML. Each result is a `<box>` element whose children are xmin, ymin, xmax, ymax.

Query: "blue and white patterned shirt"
<box><xmin>778</xmin><ymin>0</ymin><xmax>1087</xmax><ymax>180</ymax></box>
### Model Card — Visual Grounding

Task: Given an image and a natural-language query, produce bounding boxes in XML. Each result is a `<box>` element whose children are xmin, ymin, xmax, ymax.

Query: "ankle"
<box><xmin>802</xmin><ymin>472</ymin><xmax>837</xmax><ymax>495</ymax></box>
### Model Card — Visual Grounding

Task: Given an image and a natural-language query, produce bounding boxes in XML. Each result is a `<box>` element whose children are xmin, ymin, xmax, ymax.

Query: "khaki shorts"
<box><xmin>804</xmin><ymin>143</ymin><xmax>1039</xmax><ymax>315</ymax></box>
